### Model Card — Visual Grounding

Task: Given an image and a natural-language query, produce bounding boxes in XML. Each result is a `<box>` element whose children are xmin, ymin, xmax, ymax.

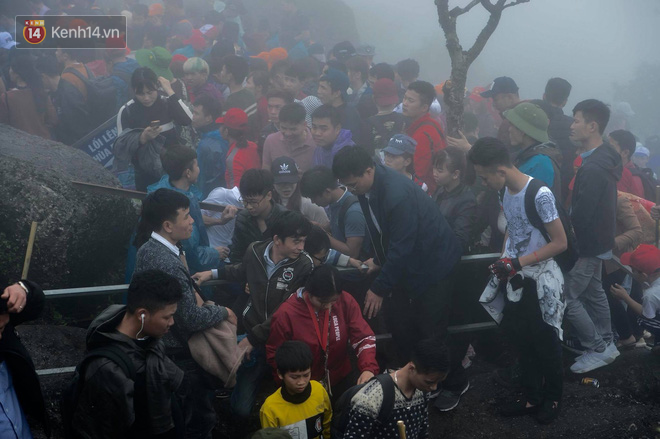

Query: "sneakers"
<box><xmin>498</xmin><ymin>399</ymin><xmax>540</xmax><ymax>417</ymax></box>
<box><xmin>535</xmin><ymin>400</ymin><xmax>561</xmax><ymax>425</ymax></box>
<box><xmin>570</xmin><ymin>347</ymin><xmax>616</xmax><ymax>374</ymax></box>
<box><xmin>433</xmin><ymin>381</ymin><xmax>470</xmax><ymax>412</ymax></box>
<box><xmin>605</xmin><ymin>342</ymin><xmax>620</xmax><ymax>359</ymax></box>
<box><xmin>494</xmin><ymin>363</ymin><xmax>522</xmax><ymax>389</ymax></box>
<box><xmin>562</xmin><ymin>337</ymin><xmax>587</xmax><ymax>355</ymax></box>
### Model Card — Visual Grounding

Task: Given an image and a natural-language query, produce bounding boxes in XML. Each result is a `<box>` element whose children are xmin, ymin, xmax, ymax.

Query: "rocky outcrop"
<box><xmin>0</xmin><ymin>124</ymin><xmax>138</xmax><ymax>289</ymax></box>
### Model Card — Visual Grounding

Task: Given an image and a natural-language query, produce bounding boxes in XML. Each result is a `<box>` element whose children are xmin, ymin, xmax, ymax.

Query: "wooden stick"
<box><xmin>397</xmin><ymin>420</ymin><xmax>407</xmax><ymax>439</ymax></box>
<box><xmin>21</xmin><ymin>222</ymin><xmax>38</xmax><ymax>279</ymax></box>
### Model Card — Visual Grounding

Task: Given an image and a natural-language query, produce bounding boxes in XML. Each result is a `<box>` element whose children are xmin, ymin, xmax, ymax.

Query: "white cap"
<box><xmin>634</xmin><ymin>144</ymin><xmax>650</xmax><ymax>158</ymax></box>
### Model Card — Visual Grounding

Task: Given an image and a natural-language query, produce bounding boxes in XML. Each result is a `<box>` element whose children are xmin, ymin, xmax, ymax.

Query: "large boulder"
<box><xmin>0</xmin><ymin>124</ymin><xmax>138</xmax><ymax>289</ymax></box>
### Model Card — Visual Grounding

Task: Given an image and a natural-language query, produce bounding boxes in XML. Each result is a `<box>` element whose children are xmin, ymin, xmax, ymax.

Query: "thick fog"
<box><xmin>350</xmin><ymin>0</ymin><xmax>660</xmax><ymax>120</ymax></box>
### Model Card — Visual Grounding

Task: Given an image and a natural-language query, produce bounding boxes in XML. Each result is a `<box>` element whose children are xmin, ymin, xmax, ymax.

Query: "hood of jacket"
<box><xmin>583</xmin><ymin>142</ymin><xmax>623</xmax><ymax>182</ymax></box>
<box><xmin>334</xmin><ymin>129</ymin><xmax>355</xmax><ymax>149</ymax></box>
<box><xmin>86</xmin><ymin>304</ymin><xmax>160</xmax><ymax>351</ymax></box>
<box><xmin>516</xmin><ymin>141</ymin><xmax>563</xmax><ymax>168</ymax></box>
<box><xmin>199</xmin><ymin>123</ymin><xmax>223</xmax><ymax>140</ymax></box>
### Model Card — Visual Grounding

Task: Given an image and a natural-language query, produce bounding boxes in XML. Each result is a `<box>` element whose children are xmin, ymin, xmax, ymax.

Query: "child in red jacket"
<box><xmin>267</xmin><ymin>265</ymin><xmax>379</xmax><ymax>402</ymax></box>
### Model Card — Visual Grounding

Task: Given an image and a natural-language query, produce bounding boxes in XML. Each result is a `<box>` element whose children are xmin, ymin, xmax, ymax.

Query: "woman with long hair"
<box><xmin>0</xmin><ymin>53</ymin><xmax>57</xmax><ymax>139</ymax></box>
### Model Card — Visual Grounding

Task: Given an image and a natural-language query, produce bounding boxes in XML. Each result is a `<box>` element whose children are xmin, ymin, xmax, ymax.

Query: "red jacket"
<box><xmin>267</xmin><ymin>290</ymin><xmax>379</xmax><ymax>387</ymax></box>
<box><xmin>406</xmin><ymin>113</ymin><xmax>447</xmax><ymax>193</ymax></box>
<box><xmin>225</xmin><ymin>141</ymin><xmax>260</xmax><ymax>188</ymax></box>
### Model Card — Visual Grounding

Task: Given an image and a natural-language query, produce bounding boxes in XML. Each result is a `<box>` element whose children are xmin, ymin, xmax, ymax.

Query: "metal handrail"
<box><xmin>43</xmin><ymin>253</ymin><xmax>503</xmax><ymax>298</ymax></box>
<box><xmin>36</xmin><ymin>253</ymin><xmax>503</xmax><ymax>376</ymax></box>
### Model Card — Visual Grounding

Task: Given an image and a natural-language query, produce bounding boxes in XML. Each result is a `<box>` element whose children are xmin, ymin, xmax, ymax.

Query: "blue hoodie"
<box><xmin>312</xmin><ymin>129</ymin><xmax>355</xmax><ymax>169</ymax></box>
<box><xmin>111</xmin><ymin>58</ymin><xmax>140</xmax><ymax>110</ymax></box>
<box><xmin>147</xmin><ymin>176</ymin><xmax>221</xmax><ymax>274</ymax></box>
<box><xmin>196</xmin><ymin>123</ymin><xmax>229</xmax><ymax>198</ymax></box>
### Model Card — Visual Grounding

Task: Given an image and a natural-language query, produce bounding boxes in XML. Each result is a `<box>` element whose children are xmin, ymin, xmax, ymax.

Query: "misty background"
<box><xmin>349</xmin><ymin>0</ymin><xmax>660</xmax><ymax>137</ymax></box>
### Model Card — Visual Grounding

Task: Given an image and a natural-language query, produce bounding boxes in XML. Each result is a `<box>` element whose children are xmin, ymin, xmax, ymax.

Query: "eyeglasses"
<box><xmin>240</xmin><ymin>195</ymin><xmax>266</xmax><ymax>208</ymax></box>
<box><xmin>343</xmin><ymin>179</ymin><xmax>360</xmax><ymax>191</ymax></box>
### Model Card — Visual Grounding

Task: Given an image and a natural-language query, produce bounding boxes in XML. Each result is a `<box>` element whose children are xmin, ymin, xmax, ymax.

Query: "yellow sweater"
<box><xmin>260</xmin><ymin>380</ymin><xmax>332</xmax><ymax>438</ymax></box>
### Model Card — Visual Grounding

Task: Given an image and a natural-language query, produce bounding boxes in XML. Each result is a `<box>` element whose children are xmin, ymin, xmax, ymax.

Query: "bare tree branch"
<box><xmin>449</xmin><ymin>0</ymin><xmax>481</xmax><ymax>17</ymax></box>
<box><xmin>503</xmin><ymin>0</ymin><xmax>530</xmax><ymax>9</ymax></box>
<box><xmin>479</xmin><ymin>0</ymin><xmax>496</xmax><ymax>13</ymax></box>
<box><xmin>436</xmin><ymin>0</ymin><xmax>532</xmax><ymax>135</ymax></box>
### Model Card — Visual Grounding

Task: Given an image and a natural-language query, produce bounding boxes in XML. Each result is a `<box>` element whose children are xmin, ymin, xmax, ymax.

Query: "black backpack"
<box><xmin>628</xmin><ymin>165</ymin><xmax>658</xmax><ymax>202</ymax></box>
<box><xmin>332</xmin><ymin>374</ymin><xmax>395</xmax><ymax>438</ymax></box>
<box><xmin>524</xmin><ymin>178</ymin><xmax>579</xmax><ymax>273</ymax></box>
<box><xmin>64</xmin><ymin>65</ymin><xmax>120</xmax><ymax>129</ymax></box>
<box><xmin>61</xmin><ymin>345</ymin><xmax>139</xmax><ymax>439</ymax></box>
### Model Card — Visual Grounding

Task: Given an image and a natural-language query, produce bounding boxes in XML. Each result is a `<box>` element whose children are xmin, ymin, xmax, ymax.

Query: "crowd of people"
<box><xmin>2</xmin><ymin>0</ymin><xmax>660</xmax><ymax>438</ymax></box>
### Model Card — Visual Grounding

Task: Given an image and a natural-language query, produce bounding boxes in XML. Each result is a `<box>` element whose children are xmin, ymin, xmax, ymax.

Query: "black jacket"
<box><xmin>360</xmin><ymin>164</ymin><xmax>461</xmax><ymax>298</ymax></box>
<box><xmin>221</xmin><ymin>240</ymin><xmax>313</xmax><ymax>346</ymax></box>
<box><xmin>0</xmin><ymin>280</ymin><xmax>49</xmax><ymax>436</ymax></box>
<box><xmin>229</xmin><ymin>202</ymin><xmax>287</xmax><ymax>263</ymax></box>
<box><xmin>571</xmin><ymin>142</ymin><xmax>622</xmax><ymax>257</ymax></box>
<box><xmin>73</xmin><ymin>305</ymin><xmax>184</xmax><ymax>439</ymax></box>
<box><xmin>545</xmin><ymin>105</ymin><xmax>576</xmax><ymax>202</ymax></box>
<box><xmin>434</xmin><ymin>183</ymin><xmax>477</xmax><ymax>254</ymax></box>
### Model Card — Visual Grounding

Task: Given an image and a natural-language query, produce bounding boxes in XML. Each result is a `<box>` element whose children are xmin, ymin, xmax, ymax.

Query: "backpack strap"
<box><xmin>375</xmin><ymin>374</ymin><xmax>395</xmax><ymax>425</ymax></box>
<box><xmin>416</xmin><ymin>120</ymin><xmax>446</xmax><ymax>142</ymax></box>
<box><xmin>338</xmin><ymin>194</ymin><xmax>359</xmax><ymax>238</ymax></box>
<box><xmin>523</xmin><ymin>178</ymin><xmax>552</xmax><ymax>244</ymax></box>
<box><xmin>78</xmin><ymin>345</ymin><xmax>137</xmax><ymax>382</ymax></box>
<box><xmin>63</xmin><ymin>65</ymin><xmax>93</xmax><ymax>85</ymax></box>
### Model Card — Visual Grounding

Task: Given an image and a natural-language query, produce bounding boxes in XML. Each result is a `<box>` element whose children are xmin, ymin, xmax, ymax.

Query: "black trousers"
<box><xmin>500</xmin><ymin>277</ymin><xmax>563</xmax><ymax>404</ymax></box>
<box><xmin>604</xmin><ymin>269</ymin><xmax>644</xmax><ymax>340</ymax></box>
<box><xmin>383</xmin><ymin>273</ymin><xmax>469</xmax><ymax>391</ymax></box>
<box><xmin>171</xmin><ymin>356</ymin><xmax>217</xmax><ymax>439</ymax></box>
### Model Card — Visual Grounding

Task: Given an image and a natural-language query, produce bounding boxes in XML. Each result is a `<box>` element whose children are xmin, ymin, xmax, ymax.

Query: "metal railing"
<box><xmin>37</xmin><ymin>253</ymin><xmax>502</xmax><ymax>376</ymax></box>
<box><xmin>42</xmin><ymin>253</ymin><xmax>502</xmax><ymax>299</ymax></box>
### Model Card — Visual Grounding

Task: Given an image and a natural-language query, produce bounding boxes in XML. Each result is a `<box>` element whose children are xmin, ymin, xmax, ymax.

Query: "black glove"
<box><xmin>488</xmin><ymin>257</ymin><xmax>522</xmax><ymax>280</ymax></box>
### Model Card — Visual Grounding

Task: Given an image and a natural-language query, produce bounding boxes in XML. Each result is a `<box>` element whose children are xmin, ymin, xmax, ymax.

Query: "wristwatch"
<box><xmin>17</xmin><ymin>281</ymin><xmax>29</xmax><ymax>296</ymax></box>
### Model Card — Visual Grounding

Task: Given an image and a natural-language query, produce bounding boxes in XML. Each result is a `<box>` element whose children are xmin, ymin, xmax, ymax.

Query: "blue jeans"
<box><xmin>230</xmin><ymin>345</ymin><xmax>268</xmax><ymax>418</ymax></box>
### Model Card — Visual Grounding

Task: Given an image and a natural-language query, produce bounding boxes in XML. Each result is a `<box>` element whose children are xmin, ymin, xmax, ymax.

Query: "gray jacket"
<box><xmin>134</xmin><ymin>238</ymin><xmax>228</xmax><ymax>348</ymax></box>
<box><xmin>112</xmin><ymin>128</ymin><xmax>165</xmax><ymax>175</ymax></box>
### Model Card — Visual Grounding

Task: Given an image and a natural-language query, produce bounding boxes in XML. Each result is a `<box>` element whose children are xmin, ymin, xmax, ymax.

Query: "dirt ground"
<box><xmin>18</xmin><ymin>324</ymin><xmax>660</xmax><ymax>439</ymax></box>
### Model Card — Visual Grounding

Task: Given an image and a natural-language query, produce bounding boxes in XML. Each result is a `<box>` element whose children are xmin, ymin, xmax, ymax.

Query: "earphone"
<box><xmin>136</xmin><ymin>313</ymin><xmax>146</xmax><ymax>339</ymax></box>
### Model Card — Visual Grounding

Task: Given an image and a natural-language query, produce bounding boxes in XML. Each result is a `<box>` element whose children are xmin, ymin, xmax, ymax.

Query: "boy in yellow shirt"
<box><xmin>260</xmin><ymin>341</ymin><xmax>332</xmax><ymax>438</ymax></box>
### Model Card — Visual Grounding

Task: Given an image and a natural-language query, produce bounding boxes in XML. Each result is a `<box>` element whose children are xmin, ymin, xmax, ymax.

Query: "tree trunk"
<box><xmin>445</xmin><ymin>62</ymin><xmax>468</xmax><ymax>138</ymax></box>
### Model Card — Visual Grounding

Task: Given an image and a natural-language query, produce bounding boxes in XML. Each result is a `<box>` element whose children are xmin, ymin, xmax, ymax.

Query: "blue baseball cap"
<box><xmin>383</xmin><ymin>134</ymin><xmax>417</xmax><ymax>156</ymax></box>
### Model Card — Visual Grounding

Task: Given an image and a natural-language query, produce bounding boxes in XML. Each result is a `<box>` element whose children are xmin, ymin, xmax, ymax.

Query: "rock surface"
<box><xmin>0</xmin><ymin>124</ymin><xmax>138</xmax><ymax>289</ymax></box>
